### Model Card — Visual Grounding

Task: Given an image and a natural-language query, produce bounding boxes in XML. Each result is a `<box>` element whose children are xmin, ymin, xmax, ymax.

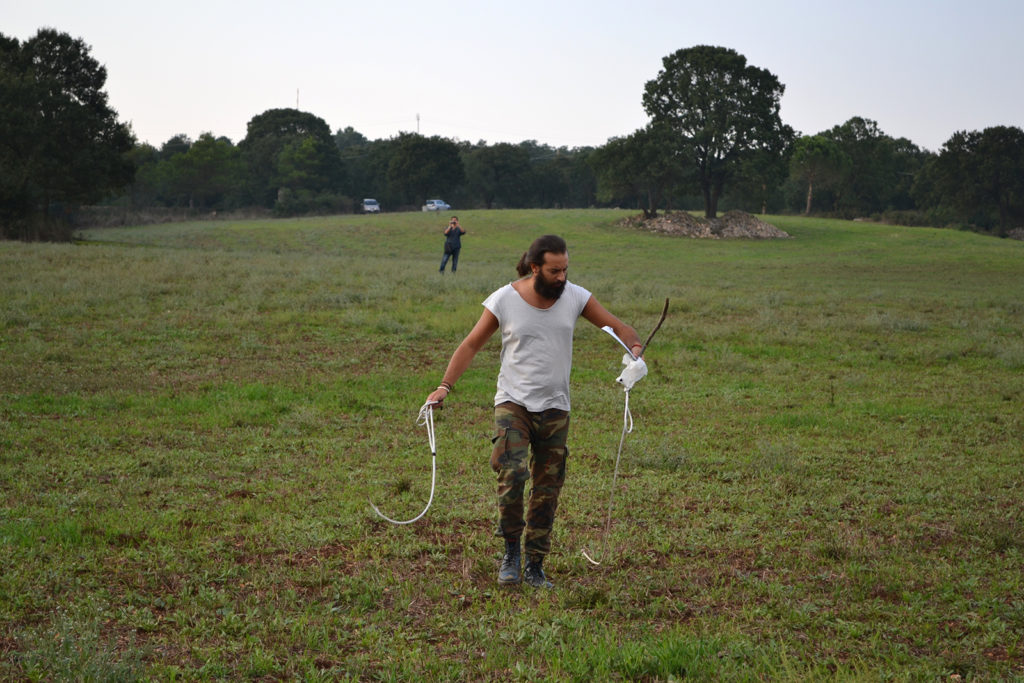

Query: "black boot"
<box><xmin>498</xmin><ymin>539</ymin><xmax>521</xmax><ymax>585</ymax></box>
<box><xmin>523</xmin><ymin>555</ymin><xmax>554</xmax><ymax>589</ymax></box>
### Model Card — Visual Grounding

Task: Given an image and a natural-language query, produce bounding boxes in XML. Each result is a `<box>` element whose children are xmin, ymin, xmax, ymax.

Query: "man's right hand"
<box><xmin>426</xmin><ymin>387</ymin><xmax>449</xmax><ymax>406</ymax></box>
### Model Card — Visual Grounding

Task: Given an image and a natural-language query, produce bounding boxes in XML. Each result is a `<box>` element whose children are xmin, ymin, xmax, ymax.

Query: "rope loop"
<box><xmin>369</xmin><ymin>401</ymin><xmax>438</xmax><ymax>525</ymax></box>
<box><xmin>623</xmin><ymin>389</ymin><xmax>633</xmax><ymax>434</ymax></box>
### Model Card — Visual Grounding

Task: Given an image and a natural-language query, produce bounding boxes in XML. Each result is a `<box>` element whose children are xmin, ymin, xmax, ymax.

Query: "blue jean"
<box><xmin>440</xmin><ymin>248</ymin><xmax>460</xmax><ymax>272</ymax></box>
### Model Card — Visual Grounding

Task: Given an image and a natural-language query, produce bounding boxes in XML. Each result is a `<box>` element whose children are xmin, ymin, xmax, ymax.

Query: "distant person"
<box><xmin>425</xmin><ymin>234</ymin><xmax>646</xmax><ymax>588</ymax></box>
<box><xmin>440</xmin><ymin>216</ymin><xmax>465</xmax><ymax>274</ymax></box>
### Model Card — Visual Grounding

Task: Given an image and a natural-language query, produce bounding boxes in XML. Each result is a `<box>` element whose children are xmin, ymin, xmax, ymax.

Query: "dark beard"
<box><xmin>533</xmin><ymin>274</ymin><xmax>565</xmax><ymax>300</ymax></box>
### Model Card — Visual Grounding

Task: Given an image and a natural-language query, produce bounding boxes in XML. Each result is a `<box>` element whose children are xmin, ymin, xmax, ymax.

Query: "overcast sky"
<box><xmin>6</xmin><ymin>0</ymin><xmax>1023</xmax><ymax>152</ymax></box>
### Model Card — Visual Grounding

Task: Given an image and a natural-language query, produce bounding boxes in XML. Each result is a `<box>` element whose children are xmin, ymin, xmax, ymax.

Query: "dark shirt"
<box><xmin>445</xmin><ymin>227</ymin><xmax>465</xmax><ymax>251</ymax></box>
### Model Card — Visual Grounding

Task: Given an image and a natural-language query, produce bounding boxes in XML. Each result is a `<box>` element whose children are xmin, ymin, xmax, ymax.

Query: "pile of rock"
<box><xmin>623</xmin><ymin>210</ymin><xmax>791</xmax><ymax>239</ymax></box>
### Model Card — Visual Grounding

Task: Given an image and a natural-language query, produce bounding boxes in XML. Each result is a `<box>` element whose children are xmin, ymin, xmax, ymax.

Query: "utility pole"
<box><xmin>416</xmin><ymin>113</ymin><xmax>420</xmax><ymax>134</ymax></box>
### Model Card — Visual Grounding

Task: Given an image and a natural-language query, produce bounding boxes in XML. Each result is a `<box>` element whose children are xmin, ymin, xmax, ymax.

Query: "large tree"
<box><xmin>822</xmin><ymin>117</ymin><xmax>925</xmax><ymax>214</ymax></box>
<box><xmin>526</xmin><ymin>145</ymin><xmax>572</xmax><ymax>209</ymax></box>
<box><xmin>127</xmin><ymin>134</ymin><xmax>197</xmax><ymax>208</ymax></box>
<box><xmin>918</xmin><ymin>126</ymin><xmax>1024</xmax><ymax>235</ymax></box>
<box><xmin>386</xmin><ymin>133</ymin><xmax>464</xmax><ymax>207</ymax></box>
<box><xmin>591</xmin><ymin>123</ymin><xmax>686</xmax><ymax>216</ymax></box>
<box><xmin>558</xmin><ymin>147</ymin><xmax>598</xmax><ymax>209</ymax></box>
<box><xmin>164</xmin><ymin>133</ymin><xmax>241</xmax><ymax>209</ymax></box>
<box><xmin>463</xmin><ymin>142</ymin><xmax>531</xmax><ymax>209</ymax></box>
<box><xmin>789</xmin><ymin>135</ymin><xmax>850</xmax><ymax>215</ymax></box>
<box><xmin>642</xmin><ymin>45</ymin><xmax>791</xmax><ymax>218</ymax></box>
<box><xmin>0</xmin><ymin>29</ymin><xmax>134</xmax><ymax>240</ymax></box>
<box><xmin>238</xmin><ymin>108</ymin><xmax>342</xmax><ymax>208</ymax></box>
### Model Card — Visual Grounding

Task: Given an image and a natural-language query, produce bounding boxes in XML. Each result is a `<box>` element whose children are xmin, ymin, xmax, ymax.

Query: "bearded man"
<box><xmin>425</xmin><ymin>234</ymin><xmax>643</xmax><ymax>588</ymax></box>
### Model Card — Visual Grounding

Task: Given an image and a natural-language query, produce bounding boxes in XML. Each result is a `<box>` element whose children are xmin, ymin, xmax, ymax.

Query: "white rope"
<box><xmin>417</xmin><ymin>400</ymin><xmax>437</xmax><ymax>453</ymax></box>
<box><xmin>582</xmin><ymin>389</ymin><xmax>633</xmax><ymax>566</ymax></box>
<box><xmin>369</xmin><ymin>401</ymin><xmax>438</xmax><ymax>525</ymax></box>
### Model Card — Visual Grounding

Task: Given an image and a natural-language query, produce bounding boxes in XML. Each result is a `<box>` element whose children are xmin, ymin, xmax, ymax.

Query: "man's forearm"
<box><xmin>440</xmin><ymin>341</ymin><xmax>478</xmax><ymax>388</ymax></box>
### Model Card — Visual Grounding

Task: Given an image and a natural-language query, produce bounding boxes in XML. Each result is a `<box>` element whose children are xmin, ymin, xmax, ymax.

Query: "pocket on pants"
<box><xmin>489</xmin><ymin>427</ymin><xmax>508</xmax><ymax>472</ymax></box>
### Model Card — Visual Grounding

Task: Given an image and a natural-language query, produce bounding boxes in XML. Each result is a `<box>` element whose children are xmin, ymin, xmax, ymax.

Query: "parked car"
<box><xmin>422</xmin><ymin>199</ymin><xmax>451</xmax><ymax>212</ymax></box>
<box><xmin>362</xmin><ymin>198</ymin><xmax>381</xmax><ymax>213</ymax></box>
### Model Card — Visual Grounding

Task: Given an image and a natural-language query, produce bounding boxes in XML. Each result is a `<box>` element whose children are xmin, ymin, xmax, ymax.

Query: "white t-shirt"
<box><xmin>482</xmin><ymin>281</ymin><xmax>592</xmax><ymax>412</ymax></box>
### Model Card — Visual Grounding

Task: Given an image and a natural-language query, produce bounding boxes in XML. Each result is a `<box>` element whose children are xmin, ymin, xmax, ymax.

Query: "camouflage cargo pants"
<box><xmin>489</xmin><ymin>401</ymin><xmax>570</xmax><ymax>559</ymax></box>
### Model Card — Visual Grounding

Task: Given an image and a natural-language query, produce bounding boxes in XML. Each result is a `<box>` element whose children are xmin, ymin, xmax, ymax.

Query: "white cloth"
<box><xmin>483</xmin><ymin>281</ymin><xmax>591</xmax><ymax>412</ymax></box>
<box><xmin>615</xmin><ymin>354</ymin><xmax>648</xmax><ymax>391</ymax></box>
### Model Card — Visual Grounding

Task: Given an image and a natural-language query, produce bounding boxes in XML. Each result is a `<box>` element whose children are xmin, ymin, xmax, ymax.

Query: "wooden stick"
<box><xmin>638</xmin><ymin>298</ymin><xmax>669</xmax><ymax>357</ymax></box>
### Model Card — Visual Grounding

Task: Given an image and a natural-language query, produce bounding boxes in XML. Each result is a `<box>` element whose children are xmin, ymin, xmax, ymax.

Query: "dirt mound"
<box><xmin>622</xmin><ymin>210</ymin><xmax>790</xmax><ymax>239</ymax></box>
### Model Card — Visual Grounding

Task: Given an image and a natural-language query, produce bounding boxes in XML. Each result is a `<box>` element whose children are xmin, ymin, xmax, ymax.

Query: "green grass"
<box><xmin>2</xmin><ymin>209</ymin><xmax>1022</xmax><ymax>680</ymax></box>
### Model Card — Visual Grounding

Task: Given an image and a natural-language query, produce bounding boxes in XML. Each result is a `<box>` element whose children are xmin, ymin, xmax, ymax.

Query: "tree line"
<box><xmin>2</xmin><ymin>31</ymin><xmax>1022</xmax><ymax>241</ymax></box>
<box><xmin>123</xmin><ymin>122</ymin><xmax>599</xmax><ymax>217</ymax></box>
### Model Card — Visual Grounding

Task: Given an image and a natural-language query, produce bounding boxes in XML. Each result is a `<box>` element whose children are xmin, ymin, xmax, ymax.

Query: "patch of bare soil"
<box><xmin>621</xmin><ymin>210</ymin><xmax>791</xmax><ymax>239</ymax></box>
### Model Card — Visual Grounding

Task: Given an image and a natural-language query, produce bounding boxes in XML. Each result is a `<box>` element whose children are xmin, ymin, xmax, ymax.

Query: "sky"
<box><xmin>5</xmin><ymin>0</ymin><xmax>1023</xmax><ymax>153</ymax></box>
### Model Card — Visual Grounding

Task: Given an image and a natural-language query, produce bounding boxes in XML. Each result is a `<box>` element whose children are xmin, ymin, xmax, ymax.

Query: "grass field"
<box><xmin>1</xmin><ymin>209</ymin><xmax>1022</xmax><ymax>680</ymax></box>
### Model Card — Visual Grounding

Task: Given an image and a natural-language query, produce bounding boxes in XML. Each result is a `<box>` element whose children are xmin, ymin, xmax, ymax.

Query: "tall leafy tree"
<box><xmin>359</xmin><ymin>138</ymin><xmax>398</xmax><ymax>205</ymax></box>
<box><xmin>277</xmin><ymin>136</ymin><xmax>332</xmax><ymax>192</ymax></box>
<box><xmin>165</xmin><ymin>133</ymin><xmax>241</xmax><ymax>209</ymax></box>
<box><xmin>725</xmin><ymin>145</ymin><xmax>791</xmax><ymax>214</ymax></box>
<box><xmin>130</xmin><ymin>134</ymin><xmax>195</xmax><ymax>208</ymax></box>
<box><xmin>919</xmin><ymin>126</ymin><xmax>1024</xmax><ymax>234</ymax></box>
<box><xmin>560</xmin><ymin>147</ymin><xmax>598</xmax><ymax>209</ymax></box>
<box><xmin>823</xmin><ymin>117</ymin><xmax>924</xmax><ymax>214</ymax></box>
<box><xmin>0</xmin><ymin>29</ymin><xmax>133</xmax><ymax>240</ymax></box>
<box><xmin>238</xmin><ymin>108</ymin><xmax>342</xmax><ymax>208</ymax></box>
<box><xmin>589</xmin><ymin>136</ymin><xmax>638</xmax><ymax>208</ymax></box>
<box><xmin>516</xmin><ymin>141</ymin><xmax>579</xmax><ymax>209</ymax></box>
<box><xmin>124</xmin><ymin>142</ymin><xmax>161</xmax><ymax>207</ymax></box>
<box><xmin>643</xmin><ymin>45</ymin><xmax>792</xmax><ymax>218</ymax></box>
<box><xmin>528</xmin><ymin>148</ymin><xmax>571</xmax><ymax>209</ymax></box>
<box><xmin>386</xmin><ymin>133</ymin><xmax>464</xmax><ymax>207</ymax></box>
<box><xmin>887</xmin><ymin>136</ymin><xmax>930</xmax><ymax>212</ymax></box>
<box><xmin>333</xmin><ymin>126</ymin><xmax>382</xmax><ymax>204</ymax></box>
<box><xmin>463</xmin><ymin>142</ymin><xmax>531</xmax><ymax>209</ymax></box>
<box><xmin>591</xmin><ymin>123</ymin><xmax>687</xmax><ymax>216</ymax></box>
<box><xmin>789</xmin><ymin>135</ymin><xmax>850</xmax><ymax>214</ymax></box>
